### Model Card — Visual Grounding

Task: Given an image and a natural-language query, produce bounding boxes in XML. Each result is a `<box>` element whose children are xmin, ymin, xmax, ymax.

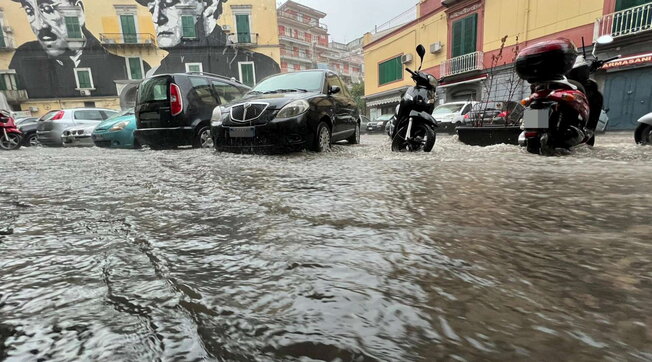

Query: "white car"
<box><xmin>432</xmin><ymin>101</ymin><xmax>478</xmax><ymax>132</ymax></box>
<box><xmin>62</xmin><ymin>123</ymin><xmax>100</xmax><ymax>147</ymax></box>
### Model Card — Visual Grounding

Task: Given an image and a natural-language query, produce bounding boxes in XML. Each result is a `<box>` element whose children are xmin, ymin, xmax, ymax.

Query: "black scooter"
<box><xmin>391</xmin><ymin>45</ymin><xmax>439</xmax><ymax>152</ymax></box>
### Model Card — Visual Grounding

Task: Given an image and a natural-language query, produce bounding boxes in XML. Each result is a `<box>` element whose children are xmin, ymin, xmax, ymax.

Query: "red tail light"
<box><xmin>498</xmin><ymin>111</ymin><xmax>508</xmax><ymax>118</ymax></box>
<box><xmin>52</xmin><ymin>111</ymin><xmax>64</xmax><ymax>120</ymax></box>
<box><xmin>170</xmin><ymin>83</ymin><xmax>183</xmax><ymax>116</ymax></box>
<box><xmin>525</xmin><ymin>131</ymin><xmax>539</xmax><ymax>138</ymax></box>
<box><xmin>464</xmin><ymin>114</ymin><xmax>469</xmax><ymax>119</ymax></box>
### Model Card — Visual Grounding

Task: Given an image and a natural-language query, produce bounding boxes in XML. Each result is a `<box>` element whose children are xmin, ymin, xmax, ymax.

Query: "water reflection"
<box><xmin>1</xmin><ymin>133</ymin><xmax>651</xmax><ymax>361</ymax></box>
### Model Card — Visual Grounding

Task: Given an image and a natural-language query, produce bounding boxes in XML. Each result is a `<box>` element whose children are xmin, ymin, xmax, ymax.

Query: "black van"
<box><xmin>134</xmin><ymin>73</ymin><xmax>250</xmax><ymax>149</ymax></box>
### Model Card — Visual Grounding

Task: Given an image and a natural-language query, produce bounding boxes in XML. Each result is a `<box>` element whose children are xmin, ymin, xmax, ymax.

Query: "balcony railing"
<box><xmin>440</xmin><ymin>51</ymin><xmax>484</xmax><ymax>77</ymax></box>
<box><xmin>280</xmin><ymin>50</ymin><xmax>313</xmax><ymax>64</ymax></box>
<box><xmin>229</xmin><ymin>33</ymin><xmax>259</xmax><ymax>46</ymax></box>
<box><xmin>594</xmin><ymin>3</ymin><xmax>652</xmax><ymax>40</ymax></box>
<box><xmin>99</xmin><ymin>33</ymin><xmax>156</xmax><ymax>46</ymax></box>
<box><xmin>279</xmin><ymin>34</ymin><xmax>310</xmax><ymax>46</ymax></box>
<box><xmin>0</xmin><ymin>90</ymin><xmax>29</xmax><ymax>103</ymax></box>
<box><xmin>278</xmin><ymin>12</ymin><xmax>328</xmax><ymax>31</ymax></box>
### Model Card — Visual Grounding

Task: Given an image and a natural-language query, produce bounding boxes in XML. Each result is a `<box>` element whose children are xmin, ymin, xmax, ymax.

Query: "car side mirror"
<box><xmin>329</xmin><ymin>86</ymin><xmax>341</xmax><ymax>95</ymax></box>
<box><xmin>605</xmin><ymin>108</ymin><xmax>610</xmax><ymax>113</ymax></box>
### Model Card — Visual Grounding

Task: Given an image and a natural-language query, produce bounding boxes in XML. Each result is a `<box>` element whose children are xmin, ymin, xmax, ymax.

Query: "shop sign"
<box><xmin>602</xmin><ymin>53</ymin><xmax>652</xmax><ymax>69</ymax></box>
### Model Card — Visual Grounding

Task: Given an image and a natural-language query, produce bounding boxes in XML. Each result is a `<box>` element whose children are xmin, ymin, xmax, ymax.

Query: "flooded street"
<box><xmin>1</xmin><ymin>133</ymin><xmax>651</xmax><ymax>361</ymax></box>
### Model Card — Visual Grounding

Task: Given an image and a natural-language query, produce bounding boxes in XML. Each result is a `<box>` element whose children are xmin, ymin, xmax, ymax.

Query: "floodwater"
<box><xmin>1</xmin><ymin>133</ymin><xmax>651</xmax><ymax>361</ymax></box>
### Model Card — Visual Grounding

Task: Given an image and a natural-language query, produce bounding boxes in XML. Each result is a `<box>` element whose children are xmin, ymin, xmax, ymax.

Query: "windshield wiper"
<box><xmin>264</xmin><ymin>88</ymin><xmax>309</xmax><ymax>94</ymax></box>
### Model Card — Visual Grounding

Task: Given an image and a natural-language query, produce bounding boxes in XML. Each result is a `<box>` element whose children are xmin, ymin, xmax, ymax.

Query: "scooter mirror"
<box><xmin>416</xmin><ymin>44</ymin><xmax>426</xmax><ymax>70</ymax></box>
<box><xmin>596</xmin><ymin>35</ymin><xmax>614</xmax><ymax>45</ymax></box>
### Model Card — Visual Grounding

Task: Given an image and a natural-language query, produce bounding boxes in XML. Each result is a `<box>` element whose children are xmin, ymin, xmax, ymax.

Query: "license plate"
<box><xmin>229</xmin><ymin>127</ymin><xmax>255</xmax><ymax>138</ymax></box>
<box><xmin>523</xmin><ymin>108</ymin><xmax>551</xmax><ymax>128</ymax></box>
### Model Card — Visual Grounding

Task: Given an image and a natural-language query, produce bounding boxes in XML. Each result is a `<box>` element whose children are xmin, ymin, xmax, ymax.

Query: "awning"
<box><xmin>367</xmin><ymin>96</ymin><xmax>402</xmax><ymax>107</ymax></box>
<box><xmin>438</xmin><ymin>75</ymin><xmax>488</xmax><ymax>88</ymax></box>
<box><xmin>364</xmin><ymin>86</ymin><xmax>409</xmax><ymax>108</ymax></box>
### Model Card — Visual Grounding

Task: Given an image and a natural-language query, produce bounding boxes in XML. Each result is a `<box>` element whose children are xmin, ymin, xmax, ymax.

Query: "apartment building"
<box><xmin>0</xmin><ymin>0</ymin><xmax>281</xmax><ymax>116</ymax></box>
<box><xmin>363</xmin><ymin>0</ymin><xmax>652</xmax><ymax>129</ymax></box>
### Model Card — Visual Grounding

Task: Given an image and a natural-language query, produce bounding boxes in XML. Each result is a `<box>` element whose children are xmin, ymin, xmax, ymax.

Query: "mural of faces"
<box><xmin>140</xmin><ymin>0</ymin><xmax>223</xmax><ymax>49</ymax></box>
<box><xmin>17</xmin><ymin>0</ymin><xmax>86</xmax><ymax>57</ymax></box>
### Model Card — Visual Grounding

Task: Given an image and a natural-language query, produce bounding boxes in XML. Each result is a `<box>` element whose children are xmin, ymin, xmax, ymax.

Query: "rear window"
<box><xmin>74</xmin><ymin>110</ymin><xmax>104</xmax><ymax>120</ymax></box>
<box><xmin>139</xmin><ymin>77</ymin><xmax>169</xmax><ymax>103</ymax></box>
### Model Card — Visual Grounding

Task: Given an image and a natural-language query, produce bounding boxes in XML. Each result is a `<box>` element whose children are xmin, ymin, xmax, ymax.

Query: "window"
<box><xmin>74</xmin><ymin>68</ymin><xmax>94</xmax><ymax>89</ymax></box>
<box><xmin>211</xmin><ymin>80</ymin><xmax>245</xmax><ymax>104</ymax></box>
<box><xmin>239</xmin><ymin>62</ymin><xmax>256</xmax><ymax>87</ymax></box>
<box><xmin>181</xmin><ymin>15</ymin><xmax>196</xmax><ymax>38</ymax></box>
<box><xmin>188</xmin><ymin>77</ymin><xmax>218</xmax><ymax>107</ymax></box>
<box><xmin>120</xmin><ymin>15</ymin><xmax>137</xmax><ymax>44</ymax></box>
<box><xmin>378</xmin><ymin>56</ymin><xmax>402</xmax><ymax>85</ymax></box>
<box><xmin>185</xmin><ymin>63</ymin><xmax>203</xmax><ymax>73</ymax></box>
<box><xmin>84</xmin><ymin>101</ymin><xmax>96</xmax><ymax>108</ymax></box>
<box><xmin>65</xmin><ymin>16</ymin><xmax>82</xmax><ymax>39</ymax></box>
<box><xmin>126</xmin><ymin>57</ymin><xmax>144</xmax><ymax>80</ymax></box>
<box><xmin>235</xmin><ymin>14</ymin><xmax>251</xmax><ymax>43</ymax></box>
<box><xmin>613</xmin><ymin>0</ymin><xmax>651</xmax><ymax>35</ymax></box>
<box><xmin>0</xmin><ymin>73</ymin><xmax>17</xmax><ymax>91</ymax></box>
<box><xmin>452</xmin><ymin>14</ymin><xmax>478</xmax><ymax>58</ymax></box>
<box><xmin>74</xmin><ymin>110</ymin><xmax>103</xmax><ymax>120</ymax></box>
<box><xmin>616</xmin><ymin>0</ymin><xmax>650</xmax><ymax>11</ymax></box>
<box><xmin>326</xmin><ymin>73</ymin><xmax>345</xmax><ymax>94</ymax></box>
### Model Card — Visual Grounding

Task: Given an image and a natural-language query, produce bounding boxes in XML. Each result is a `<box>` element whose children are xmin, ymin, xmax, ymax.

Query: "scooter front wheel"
<box><xmin>391</xmin><ymin>124</ymin><xmax>435</xmax><ymax>152</ymax></box>
<box><xmin>0</xmin><ymin>133</ymin><xmax>23</xmax><ymax>150</ymax></box>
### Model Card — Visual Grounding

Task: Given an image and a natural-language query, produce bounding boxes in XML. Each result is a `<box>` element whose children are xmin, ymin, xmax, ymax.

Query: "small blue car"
<box><xmin>91</xmin><ymin>109</ymin><xmax>139</xmax><ymax>149</ymax></box>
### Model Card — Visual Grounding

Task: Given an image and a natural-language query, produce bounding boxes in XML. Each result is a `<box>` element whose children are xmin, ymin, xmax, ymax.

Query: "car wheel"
<box><xmin>25</xmin><ymin>133</ymin><xmax>41</xmax><ymax>147</ymax></box>
<box><xmin>312</xmin><ymin>122</ymin><xmax>331</xmax><ymax>152</ymax></box>
<box><xmin>347</xmin><ymin>122</ymin><xmax>360</xmax><ymax>144</ymax></box>
<box><xmin>635</xmin><ymin>124</ymin><xmax>652</xmax><ymax>145</ymax></box>
<box><xmin>194</xmin><ymin>126</ymin><xmax>213</xmax><ymax>149</ymax></box>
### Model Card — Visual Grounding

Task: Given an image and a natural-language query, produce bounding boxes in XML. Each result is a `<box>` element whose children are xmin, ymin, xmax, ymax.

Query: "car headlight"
<box><xmin>276</xmin><ymin>100</ymin><xmax>309</xmax><ymax>119</ymax></box>
<box><xmin>109</xmin><ymin>121</ymin><xmax>129</xmax><ymax>132</ymax></box>
<box><xmin>211</xmin><ymin>106</ymin><xmax>223</xmax><ymax>127</ymax></box>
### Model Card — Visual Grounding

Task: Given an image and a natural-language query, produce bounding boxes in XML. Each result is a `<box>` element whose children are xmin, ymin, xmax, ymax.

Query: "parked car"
<box><xmin>211</xmin><ymin>70</ymin><xmax>360</xmax><ymax>153</ymax></box>
<box><xmin>360</xmin><ymin>115</ymin><xmax>371</xmax><ymax>130</ymax></box>
<box><xmin>134</xmin><ymin>73</ymin><xmax>250</xmax><ymax>149</ymax></box>
<box><xmin>466</xmin><ymin>101</ymin><xmax>524</xmax><ymax>125</ymax></box>
<box><xmin>366</xmin><ymin>114</ymin><xmax>395</xmax><ymax>133</ymax></box>
<box><xmin>92</xmin><ymin>109</ymin><xmax>139</xmax><ymax>149</ymax></box>
<box><xmin>432</xmin><ymin>101</ymin><xmax>478</xmax><ymax>133</ymax></box>
<box><xmin>62</xmin><ymin>124</ymin><xmax>98</xmax><ymax>147</ymax></box>
<box><xmin>36</xmin><ymin>108</ymin><xmax>118</xmax><ymax>147</ymax></box>
<box><xmin>16</xmin><ymin>117</ymin><xmax>40</xmax><ymax>146</ymax></box>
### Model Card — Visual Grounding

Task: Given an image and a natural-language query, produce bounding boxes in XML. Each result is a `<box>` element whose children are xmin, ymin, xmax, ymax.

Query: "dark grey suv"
<box><xmin>134</xmin><ymin>73</ymin><xmax>250</xmax><ymax>149</ymax></box>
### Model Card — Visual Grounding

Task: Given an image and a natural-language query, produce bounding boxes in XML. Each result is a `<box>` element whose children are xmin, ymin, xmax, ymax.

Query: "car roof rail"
<box><xmin>185</xmin><ymin>71</ymin><xmax>242</xmax><ymax>84</ymax></box>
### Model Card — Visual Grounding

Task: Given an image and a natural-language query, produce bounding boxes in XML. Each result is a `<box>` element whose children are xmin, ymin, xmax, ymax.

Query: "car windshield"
<box><xmin>250</xmin><ymin>72</ymin><xmax>324</xmax><ymax>94</ymax></box>
<box><xmin>433</xmin><ymin>104</ymin><xmax>465</xmax><ymax>115</ymax></box>
<box><xmin>376</xmin><ymin>114</ymin><xmax>394</xmax><ymax>121</ymax></box>
<box><xmin>106</xmin><ymin>108</ymin><xmax>135</xmax><ymax>121</ymax></box>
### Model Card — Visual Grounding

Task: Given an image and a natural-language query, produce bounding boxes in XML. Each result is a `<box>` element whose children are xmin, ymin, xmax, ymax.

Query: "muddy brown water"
<box><xmin>1</xmin><ymin>133</ymin><xmax>651</xmax><ymax>361</ymax></box>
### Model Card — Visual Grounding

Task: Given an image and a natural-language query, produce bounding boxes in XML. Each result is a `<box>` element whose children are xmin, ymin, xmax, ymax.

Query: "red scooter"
<box><xmin>0</xmin><ymin>110</ymin><xmax>23</xmax><ymax>151</ymax></box>
<box><xmin>516</xmin><ymin>36</ymin><xmax>618</xmax><ymax>155</ymax></box>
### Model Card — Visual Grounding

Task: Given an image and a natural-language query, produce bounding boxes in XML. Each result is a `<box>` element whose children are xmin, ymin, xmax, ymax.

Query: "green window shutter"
<box><xmin>452</xmin><ymin>14</ymin><xmax>477</xmax><ymax>57</ymax></box>
<box><xmin>65</xmin><ymin>17</ymin><xmax>82</xmax><ymax>39</ymax></box>
<box><xmin>236</xmin><ymin>14</ymin><xmax>251</xmax><ymax>43</ymax></box>
<box><xmin>0</xmin><ymin>75</ymin><xmax>7</xmax><ymax>91</ymax></box>
<box><xmin>378</xmin><ymin>56</ymin><xmax>402</xmax><ymax>85</ymax></box>
<box><xmin>188</xmin><ymin>64</ymin><xmax>201</xmax><ymax>72</ymax></box>
<box><xmin>181</xmin><ymin>16</ymin><xmax>196</xmax><ymax>38</ymax></box>
<box><xmin>615</xmin><ymin>0</ymin><xmax>649</xmax><ymax>11</ymax></box>
<box><xmin>240</xmin><ymin>63</ymin><xmax>255</xmax><ymax>87</ymax></box>
<box><xmin>120</xmin><ymin>15</ymin><xmax>137</xmax><ymax>43</ymax></box>
<box><xmin>452</xmin><ymin>20</ymin><xmax>463</xmax><ymax>57</ymax></box>
<box><xmin>77</xmin><ymin>70</ymin><xmax>92</xmax><ymax>88</ymax></box>
<box><xmin>128</xmin><ymin>58</ymin><xmax>143</xmax><ymax>80</ymax></box>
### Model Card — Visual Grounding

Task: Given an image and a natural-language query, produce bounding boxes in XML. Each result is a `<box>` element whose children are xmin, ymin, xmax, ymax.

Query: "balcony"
<box><xmin>440</xmin><ymin>51</ymin><xmax>484</xmax><ymax>77</ymax></box>
<box><xmin>280</xmin><ymin>50</ymin><xmax>313</xmax><ymax>64</ymax></box>
<box><xmin>0</xmin><ymin>34</ymin><xmax>15</xmax><ymax>51</ymax></box>
<box><xmin>594</xmin><ymin>3</ymin><xmax>652</xmax><ymax>41</ymax></box>
<box><xmin>279</xmin><ymin>34</ymin><xmax>311</xmax><ymax>47</ymax></box>
<box><xmin>0</xmin><ymin>90</ymin><xmax>29</xmax><ymax>103</ymax></box>
<box><xmin>278</xmin><ymin>12</ymin><xmax>328</xmax><ymax>31</ymax></box>
<box><xmin>230</xmin><ymin>33</ymin><xmax>259</xmax><ymax>47</ymax></box>
<box><xmin>99</xmin><ymin>33</ymin><xmax>156</xmax><ymax>46</ymax></box>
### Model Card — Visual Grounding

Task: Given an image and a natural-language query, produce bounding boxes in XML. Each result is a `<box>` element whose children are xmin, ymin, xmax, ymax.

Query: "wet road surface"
<box><xmin>1</xmin><ymin>133</ymin><xmax>651</xmax><ymax>361</ymax></box>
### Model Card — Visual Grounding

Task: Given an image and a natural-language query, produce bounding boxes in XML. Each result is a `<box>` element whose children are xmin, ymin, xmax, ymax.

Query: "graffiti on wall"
<box><xmin>8</xmin><ymin>0</ymin><xmax>279</xmax><ymax>100</ymax></box>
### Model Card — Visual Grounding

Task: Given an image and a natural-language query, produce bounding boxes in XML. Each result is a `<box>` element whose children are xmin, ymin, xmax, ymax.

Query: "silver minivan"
<box><xmin>37</xmin><ymin>108</ymin><xmax>118</xmax><ymax>147</ymax></box>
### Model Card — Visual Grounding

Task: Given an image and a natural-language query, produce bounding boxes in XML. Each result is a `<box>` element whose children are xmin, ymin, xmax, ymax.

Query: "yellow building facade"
<box><xmin>0</xmin><ymin>0</ymin><xmax>280</xmax><ymax>117</ymax></box>
<box><xmin>363</xmin><ymin>0</ymin><xmax>605</xmax><ymax>118</ymax></box>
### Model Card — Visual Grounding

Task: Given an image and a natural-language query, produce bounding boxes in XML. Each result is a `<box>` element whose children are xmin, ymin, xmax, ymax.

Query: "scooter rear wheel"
<box><xmin>0</xmin><ymin>133</ymin><xmax>23</xmax><ymax>150</ymax></box>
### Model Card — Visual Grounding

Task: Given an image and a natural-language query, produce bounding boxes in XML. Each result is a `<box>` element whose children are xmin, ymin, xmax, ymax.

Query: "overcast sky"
<box><xmin>280</xmin><ymin>0</ymin><xmax>419</xmax><ymax>43</ymax></box>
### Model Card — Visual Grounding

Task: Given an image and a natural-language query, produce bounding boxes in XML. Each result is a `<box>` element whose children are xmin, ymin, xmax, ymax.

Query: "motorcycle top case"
<box><xmin>515</xmin><ymin>38</ymin><xmax>578</xmax><ymax>83</ymax></box>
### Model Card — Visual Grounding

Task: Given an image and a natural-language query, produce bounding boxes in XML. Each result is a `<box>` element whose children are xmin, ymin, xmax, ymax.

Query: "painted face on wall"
<box><xmin>19</xmin><ymin>0</ymin><xmax>86</xmax><ymax>57</ymax></box>
<box><xmin>142</xmin><ymin>0</ymin><xmax>222</xmax><ymax>48</ymax></box>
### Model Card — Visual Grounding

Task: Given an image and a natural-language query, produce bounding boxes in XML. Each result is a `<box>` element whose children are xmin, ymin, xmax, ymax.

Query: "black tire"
<box><xmin>311</xmin><ymin>122</ymin><xmax>331</xmax><ymax>152</ymax></box>
<box><xmin>391</xmin><ymin>124</ymin><xmax>435</xmax><ymax>152</ymax></box>
<box><xmin>525</xmin><ymin>137</ymin><xmax>541</xmax><ymax>154</ymax></box>
<box><xmin>133</xmin><ymin>139</ymin><xmax>142</xmax><ymax>150</ymax></box>
<box><xmin>0</xmin><ymin>133</ymin><xmax>23</xmax><ymax>150</ymax></box>
<box><xmin>194</xmin><ymin>126</ymin><xmax>213</xmax><ymax>149</ymax></box>
<box><xmin>635</xmin><ymin>124</ymin><xmax>652</xmax><ymax>145</ymax></box>
<box><xmin>24</xmin><ymin>133</ymin><xmax>40</xmax><ymax>147</ymax></box>
<box><xmin>347</xmin><ymin>122</ymin><xmax>361</xmax><ymax>144</ymax></box>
